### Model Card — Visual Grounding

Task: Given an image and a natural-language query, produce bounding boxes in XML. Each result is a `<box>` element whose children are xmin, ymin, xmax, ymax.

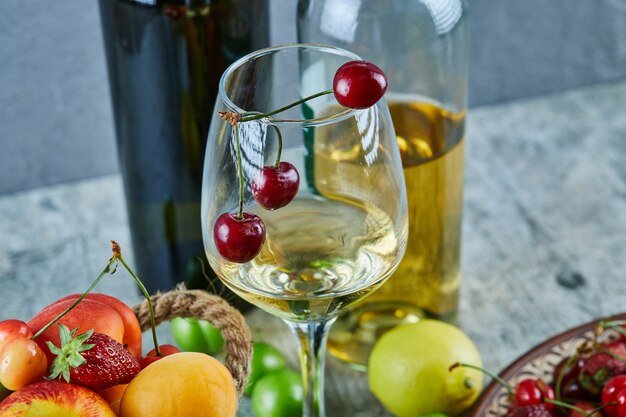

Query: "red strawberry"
<box><xmin>578</xmin><ymin>341</ymin><xmax>626</xmax><ymax>395</ymax></box>
<box><xmin>508</xmin><ymin>404</ymin><xmax>554</xmax><ymax>417</ymax></box>
<box><xmin>47</xmin><ymin>324</ymin><xmax>140</xmax><ymax>390</ymax></box>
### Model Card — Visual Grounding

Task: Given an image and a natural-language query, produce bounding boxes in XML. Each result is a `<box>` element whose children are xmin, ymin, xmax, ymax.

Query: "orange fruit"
<box><xmin>119</xmin><ymin>352</ymin><xmax>237</xmax><ymax>417</ymax></box>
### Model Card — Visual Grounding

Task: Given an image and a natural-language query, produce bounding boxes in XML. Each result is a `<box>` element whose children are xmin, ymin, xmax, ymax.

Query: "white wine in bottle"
<box><xmin>298</xmin><ymin>0</ymin><xmax>469</xmax><ymax>369</ymax></box>
<box><xmin>316</xmin><ymin>97</ymin><xmax>465</xmax><ymax>367</ymax></box>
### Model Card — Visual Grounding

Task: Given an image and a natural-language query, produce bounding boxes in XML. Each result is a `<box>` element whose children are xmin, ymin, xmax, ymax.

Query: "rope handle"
<box><xmin>132</xmin><ymin>288</ymin><xmax>252</xmax><ymax>397</ymax></box>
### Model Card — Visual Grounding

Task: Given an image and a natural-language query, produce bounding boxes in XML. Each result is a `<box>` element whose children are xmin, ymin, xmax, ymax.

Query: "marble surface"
<box><xmin>2</xmin><ymin>79</ymin><xmax>626</xmax><ymax>415</ymax></box>
<box><xmin>4</xmin><ymin>0</ymin><xmax>626</xmax><ymax>193</ymax></box>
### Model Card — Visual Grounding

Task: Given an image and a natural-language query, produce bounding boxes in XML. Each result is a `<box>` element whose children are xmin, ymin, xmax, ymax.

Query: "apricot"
<box><xmin>120</xmin><ymin>352</ymin><xmax>237</xmax><ymax>417</ymax></box>
<box><xmin>95</xmin><ymin>384</ymin><xmax>128</xmax><ymax>405</ymax></box>
<box><xmin>28</xmin><ymin>299</ymin><xmax>124</xmax><ymax>364</ymax></box>
<box><xmin>95</xmin><ymin>384</ymin><xmax>128</xmax><ymax>415</ymax></box>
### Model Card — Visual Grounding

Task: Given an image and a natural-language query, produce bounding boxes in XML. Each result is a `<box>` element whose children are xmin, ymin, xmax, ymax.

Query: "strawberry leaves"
<box><xmin>46</xmin><ymin>324</ymin><xmax>95</xmax><ymax>383</ymax></box>
<box><xmin>46</xmin><ymin>323</ymin><xmax>140</xmax><ymax>389</ymax></box>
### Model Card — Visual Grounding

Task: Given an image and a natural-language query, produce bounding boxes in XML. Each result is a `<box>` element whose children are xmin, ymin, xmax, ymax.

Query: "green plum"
<box><xmin>245</xmin><ymin>342</ymin><xmax>288</xmax><ymax>395</ymax></box>
<box><xmin>170</xmin><ymin>317</ymin><xmax>224</xmax><ymax>355</ymax></box>
<box><xmin>251</xmin><ymin>369</ymin><xmax>303</xmax><ymax>417</ymax></box>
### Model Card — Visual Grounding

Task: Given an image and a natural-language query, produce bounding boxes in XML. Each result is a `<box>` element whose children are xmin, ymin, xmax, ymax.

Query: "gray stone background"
<box><xmin>1</xmin><ymin>0</ymin><xmax>626</xmax><ymax>194</ymax></box>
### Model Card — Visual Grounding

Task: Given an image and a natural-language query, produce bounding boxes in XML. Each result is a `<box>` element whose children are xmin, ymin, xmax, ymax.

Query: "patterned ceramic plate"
<box><xmin>467</xmin><ymin>313</ymin><xmax>626</xmax><ymax>417</ymax></box>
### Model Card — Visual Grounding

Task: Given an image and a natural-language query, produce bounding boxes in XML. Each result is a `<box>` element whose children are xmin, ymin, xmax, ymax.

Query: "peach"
<box><xmin>28</xmin><ymin>299</ymin><xmax>124</xmax><ymax>364</ymax></box>
<box><xmin>0</xmin><ymin>380</ymin><xmax>116</xmax><ymax>416</ymax></box>
<box><xmin>53</xmin><ymin>294</ymin><xmax>142</xmax><ymax>359</ymax></box>
<box><xmin>95</xmin><ymin>384</ymin><xmax>128</xmax><ymax>416</ymax></box>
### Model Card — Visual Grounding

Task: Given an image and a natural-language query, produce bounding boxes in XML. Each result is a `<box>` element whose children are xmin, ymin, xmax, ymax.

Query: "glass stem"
<box><xmin>286</xmin><ymin>318</ymin><xmax>336</xmax><ymax>417</ymax></box>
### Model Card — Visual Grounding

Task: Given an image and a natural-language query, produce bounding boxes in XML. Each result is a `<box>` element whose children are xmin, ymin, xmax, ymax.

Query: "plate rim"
<box><xmin>467</xmin><ymin>312</ymin><xmax>626</xmax><ymax>417</ymax></box>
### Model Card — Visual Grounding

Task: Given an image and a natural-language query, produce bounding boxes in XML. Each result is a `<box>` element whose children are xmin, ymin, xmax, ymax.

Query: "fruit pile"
<box><xmin>0</xmin><ymin>242</ymin><xmax>239</xmax><ymax>417</ymax></box>
<box><xmin>459</xmin><ymin>321</ymin><xmax>626</xmax><ymax>417</ymax></box>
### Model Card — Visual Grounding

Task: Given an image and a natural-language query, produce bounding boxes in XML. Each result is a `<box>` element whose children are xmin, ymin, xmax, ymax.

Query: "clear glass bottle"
<box><xmin>298</xmin><ymin>0</ymin><xmax>469</xmax><ymax>369</ymax></box>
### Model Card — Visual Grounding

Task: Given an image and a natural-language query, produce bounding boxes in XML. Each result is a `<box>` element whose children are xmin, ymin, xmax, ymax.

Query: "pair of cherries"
<box><xmin>213</xmin><ymin>161</ymin><xmax>300</xmax><ymax>263</ymax></box>
<box><xmin>213</xmin><ymin>60</ymin><xmax>389</xmax><ymax>263</ymax></box>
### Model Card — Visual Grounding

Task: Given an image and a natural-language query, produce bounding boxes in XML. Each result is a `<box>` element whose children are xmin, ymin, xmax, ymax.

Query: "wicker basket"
<box><xmin>131</xmin><ymin>288</ymin><xmax>252</xmax><ymax>397</ymax></box>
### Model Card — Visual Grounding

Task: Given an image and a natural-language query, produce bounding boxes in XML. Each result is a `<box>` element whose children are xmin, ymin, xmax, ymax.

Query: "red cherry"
<box><xmin>566</xmin><ymin>401</ymin><xmax>601</xmax><ymax>417</ymax></box>
<box><xmin>139</xmin><ymin>357</ymin><xmax>163</xmax><ymax>369</ymax></box>
<box><xmin>213</xmin><ymin>212</ymin><xmax>266</xmax><ymax>263</ymax></box>
<box><xmin>602</xmin><ymin>375</ymin><xmax>626</xmax><ymax>417</ymax></box>
<box><xmin>552</xmin><ymin>356</ymin><xmax>594</xmax><ymax>401</ymax></box>
<box><xmin>0</xmin><ymin>320</ymin><xmax>33</xmax><ymax>346</ymax></box>
<box><xmin>252</xmin><ymin>162</ymin><xmax>300</xmax><ymax>210</ymax></box>
<box><xmin>514</xmin><ymin>379</ymin><xmax>555</xmax><ymax>411</ymax></box>
<box><xmin>140</xmin><ymin>344</ymin><xmax>181</xmax><ymax>369</ymax></box>
<box><xmin>0</xmin><ymin>337</ymin><xmax>48</xmax><ymax>390</ymax></box>
<box><xmin>333</xmin><ymin>61</ymin><xmax>388</xmax><ymax>109</ymax></box>
<box><xmin>615</xmin><ymin>386</ymin><xmax>626</xmax><ymax>417</ymax></box>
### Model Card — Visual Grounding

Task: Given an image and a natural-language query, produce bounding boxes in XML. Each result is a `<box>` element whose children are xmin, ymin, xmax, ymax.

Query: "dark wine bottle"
<box><xmin>99</xmin><ymin>0</ymin><xmax>269</xmax><ymax>310</ymax></box>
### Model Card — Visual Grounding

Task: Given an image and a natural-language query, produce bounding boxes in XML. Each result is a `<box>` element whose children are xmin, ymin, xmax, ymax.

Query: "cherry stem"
<box><xmin>449</xmin><ymin>362</ymin><xmax>514</xmax><ymax>395</ymax></box>
<box><xmin>545</xmin><ymin>398</ymin><xmax>591</xmax><ymax>415</ymax></box>
<box><xmin>599</xmin><ymin>320</ymin><xmax>626</xmax><ymax>338</ymax></box>
<box><xmin>587</xmin><ymin>402</ymin><xmax>614</xmax><ymax>417</ymax></box>
<box><xmin>237</xmin><ymin>111</ymin><xmax>284</xmax><ymax>169</ymax></box>
<box><xmin>597</xmin><ymin>346</ymin><xmax>626</xmax><ymax>364</ymax></box>
<box><xmin>239</xmin><ymin>89</ymin><xmax>334</xmax><ymax>123</ymax></box>
<box><xmin>114</xmin><ymin>250</ymin><xmax>161</xmax><ymax>357</ymax></box>
<box><xmin>555</xmin><ymin>352</ymin><xmax>578</xmax><ymax>402</ymax></box>
<box><xmin>228</xmin><ymin>88</ymin><xmax>335</xmax><ymax>193</ymax></box>
<box><xmin>31</xmin><ymin>253</ymin><xmax>118</xmax><ymax>341</ymax></box>
<box><xmin>270</xmin><ymin>125</ymin><xmax>283</xmax><ymax>168</ymax></box>
<box><xmin>234</xmin><ymin>124</ymin><xmax>244</xmax><ymax>219</ymax></box>
<box><xmin>31</xmin><ymin>242</ymin><xmax>162</xmax><ymax>356</ymax></box>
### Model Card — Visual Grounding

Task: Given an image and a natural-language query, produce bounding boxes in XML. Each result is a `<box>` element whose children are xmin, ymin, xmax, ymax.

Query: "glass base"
<box><xmin>328</xmin><ymin>301</ymin><xmax>459</xmax><ymax>371</ymax></box>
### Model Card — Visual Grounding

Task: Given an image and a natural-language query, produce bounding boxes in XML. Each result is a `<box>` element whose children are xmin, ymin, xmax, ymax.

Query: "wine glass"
<box><xmin>201</xmin><ymin>44</ymin><xmax>408</xmax><ymax>417</ymax></box>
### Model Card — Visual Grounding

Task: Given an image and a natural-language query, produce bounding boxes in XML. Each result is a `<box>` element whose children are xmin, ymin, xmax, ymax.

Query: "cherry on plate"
<box><xmin>514</xmin><ymin>379</ymin><xmax>555</xmax><ymax>411</ymax></box>
<box><xmin>601</xmin><ymin>375</ymin><xmax>626</xmax><ymax>417</ymax></box>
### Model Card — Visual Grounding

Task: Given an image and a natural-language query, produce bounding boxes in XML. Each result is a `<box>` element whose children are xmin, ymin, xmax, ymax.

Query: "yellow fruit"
<box><xmin>368</xmin><ymin>320</ymin><xmax>483</xmax><ymax>417</ymax></box>
<box><xmin>119</xmin><ymin>352</ymin><xmax>237</xmax><ymax>417</ymax></box>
